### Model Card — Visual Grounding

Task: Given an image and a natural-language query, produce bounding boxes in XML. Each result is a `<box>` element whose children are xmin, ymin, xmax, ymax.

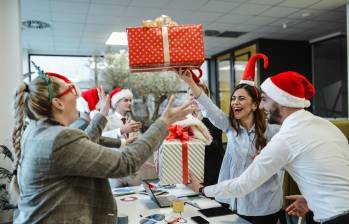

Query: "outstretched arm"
<box><xmin>177</xmin><ymin>69</ymin><xmax>230</xmax><ymax>132</ymax></box>
<box><xmin>189</xmin><ymin>137</ymin><xmax>290</xmax><ymax>198</ymax></box>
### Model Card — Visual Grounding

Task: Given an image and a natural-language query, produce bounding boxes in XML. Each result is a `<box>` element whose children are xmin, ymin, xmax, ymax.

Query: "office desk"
<box><xmin>114</xmin><ymin>186</ymin><xmax>251</xmax><ymax>224</ymax></box>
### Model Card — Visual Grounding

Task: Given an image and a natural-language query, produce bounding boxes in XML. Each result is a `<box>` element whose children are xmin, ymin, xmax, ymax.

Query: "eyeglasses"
<box><xmin>55</xmin><ymin>84</ymin><xmax>78</xmax><ymax>98</ymax></box>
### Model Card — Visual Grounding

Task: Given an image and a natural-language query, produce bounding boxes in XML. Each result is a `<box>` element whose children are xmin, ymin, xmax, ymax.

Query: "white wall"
<box><xmin>0</xmin><ymin>0</ymin><xmax>22</xmax><ymax>146</ymax></box>
<box><xmin>0</xmin><ymin>0</ymin><xmax>22</xmax><ymax>221</ymax></box>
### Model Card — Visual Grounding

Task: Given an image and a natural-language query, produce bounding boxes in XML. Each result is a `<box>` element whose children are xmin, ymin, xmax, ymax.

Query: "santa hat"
<box><xmin>261</xmin><ymin>71</ymin><xmax>315</xmax><ymax>108</ymax></box>
<box><xmin>240</xmin><ymin>53</ymin><xmax>269</xmax><ymax>86</ymax></box>
<box><xmin>81</xmin><ymin>88</ymin><xmax>99</xmax><ymax>111</ymax></box>
<box><xmin>110</xmin><ymin>87</ymin><xmax>133</xmax><ymax>108</ymax></box>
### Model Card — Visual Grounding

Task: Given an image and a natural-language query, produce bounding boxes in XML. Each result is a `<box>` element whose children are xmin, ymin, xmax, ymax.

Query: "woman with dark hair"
<box><xmin>10</xmin><ymin>68</ymin><xmax>193</xmax><ymax>224</ymax></box>
<box><xmin>179</xmin><ymin>54</ymin><xmax>283</xmax><ymax>224</ymax></box>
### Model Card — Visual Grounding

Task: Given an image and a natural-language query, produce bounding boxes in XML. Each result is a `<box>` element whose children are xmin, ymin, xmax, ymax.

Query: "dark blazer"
<box><xmin>15</xmin><ymin>114</ymin><xmax>168</xmax><ymax>224</ymax></box>
<box><xmin>202</xmin><ymin>117</ymin><xmax>224</xmax><ymax>186</ymax></box>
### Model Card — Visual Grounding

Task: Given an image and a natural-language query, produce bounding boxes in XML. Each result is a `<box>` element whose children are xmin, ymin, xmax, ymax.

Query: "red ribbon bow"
<box><xmin>166</xmin><ymin>125</ymin><xmax>192</xmax><ymax>184</ymax></box>
<box><xmin>166</xmin><ymin>125</ymin><xmax>192</xmax><ymax>141</ymax></box>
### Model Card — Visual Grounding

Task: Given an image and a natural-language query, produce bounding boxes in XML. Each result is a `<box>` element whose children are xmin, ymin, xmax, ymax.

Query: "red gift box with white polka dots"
<box><xmin>127</xmin><ymin>24</ymin><xmax>205</xmax><ymax>73</ymax></box>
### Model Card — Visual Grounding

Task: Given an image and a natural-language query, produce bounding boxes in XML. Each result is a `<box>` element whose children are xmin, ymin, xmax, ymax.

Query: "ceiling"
<box><xmin>21</xmin><ymin>0</ymin><xmax>347</xmax><ymax>57</ymax></box>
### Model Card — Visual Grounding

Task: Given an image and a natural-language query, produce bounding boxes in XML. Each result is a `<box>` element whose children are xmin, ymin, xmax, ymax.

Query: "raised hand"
<box><xmin>285</xmin><ymin>195</ymin><xmax>310</xmax><ymax>217</ymax></box>
<box><xmin>175</xmin><ymin>69</ymin><xmax>202</xmax><ymax>97</ymax></box>
<box><xmin>160</xmin><ymin>95</ymin><xmax>194</xmax><ymax>127</ymax></box>
<box><xmin>95</xmin><ymin>86</ymin><xmax>110</xmax><ymax>117</ymax></box>
<box><xmin>121</xmin><ymin>120</ymin><xmax>142</xmax><ymax>134</ymax></box>
<box><xmin>176</xmin><ymin>68</ymin><xmax>196</xmax><ymax>85</ymax></box>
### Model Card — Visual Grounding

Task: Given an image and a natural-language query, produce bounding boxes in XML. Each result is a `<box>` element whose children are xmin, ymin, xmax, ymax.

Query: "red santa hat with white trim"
<box><xmin>240</xmin><ymin>53</ymin><xmax>269</xmax><ymax>86</ymax></box>
<box><xmin>261</xmin><ymin>71</ymin><xmax>315</xmax><ymax>108</ymax></box>
<box><xmin>110</xmin><ymin>87</ymin><xmax>133</xmax><ymax>108</ymax></box>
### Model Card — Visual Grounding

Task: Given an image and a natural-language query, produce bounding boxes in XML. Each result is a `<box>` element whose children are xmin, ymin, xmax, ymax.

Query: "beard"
<box><xmin>268</xmin><ymin>105</ymin><xmax>282</xmax><ymax>125</ymax></box>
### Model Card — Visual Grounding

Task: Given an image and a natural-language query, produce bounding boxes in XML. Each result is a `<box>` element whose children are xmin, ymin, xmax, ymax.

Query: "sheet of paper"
<box><xmin>160</xmin><ymin>184</ymin><xmax>199</xmax><ymax>198</ymax></box>
<box><xmin>187</xmin><ymin>197</ymin><xmax>222</xmax><ymax>209</ymax></box>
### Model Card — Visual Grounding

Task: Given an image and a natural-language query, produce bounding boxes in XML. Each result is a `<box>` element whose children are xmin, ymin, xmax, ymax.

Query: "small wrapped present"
<box><xmin>159</xmin><ymin>138</ymin><xmax>205</xmax><ymax>185</ymax></box>
<box><xmin>127</xmin><ymin>15</ymin><xmax>205</xmax><ymax>76</ymax></box>
<box><xmin>157</xmin><ymin>116</ymin><xmax>211</xmax><ymax>184</ymax></box>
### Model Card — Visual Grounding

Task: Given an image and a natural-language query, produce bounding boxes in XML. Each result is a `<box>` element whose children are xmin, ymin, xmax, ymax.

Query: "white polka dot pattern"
<box><xmin>127</xmin><ymin>24</ymin><xmax>205</xmax><ymax>72</ymax></box>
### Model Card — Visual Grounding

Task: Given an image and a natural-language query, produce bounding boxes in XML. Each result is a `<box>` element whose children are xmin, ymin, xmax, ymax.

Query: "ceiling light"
<box><xmin>105</xmin><ymin>32</ymin><xmax>128</xmax><ymax>45</ymax></box>
<box><xmin>282</xmin><ymin>22</ymin><xmax>288</xmax><ymax>29</ymax></box>
<box><xmin>22</xmin><ymin>20</ymin><xmax>51</xmax><ymax>30</ymax></box>
<box><xmin>301</xmin><ymin>12</ymin><xmax>311</xmax><ymax>17</ymax></box>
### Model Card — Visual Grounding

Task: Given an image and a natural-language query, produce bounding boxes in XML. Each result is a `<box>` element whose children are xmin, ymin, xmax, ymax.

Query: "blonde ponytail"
<box><xmin>9</xmin><ymin>77</ymin><xmax>61</xmax><ymax>205</ymax></box>
<box><xmin>9</xmin><ymin>83</ymin><xmax>27</xmax><ymax>205</ymax></box>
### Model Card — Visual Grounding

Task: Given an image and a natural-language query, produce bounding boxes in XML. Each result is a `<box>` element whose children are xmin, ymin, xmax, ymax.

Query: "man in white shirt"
<box><xmin>188</xmin><ymin>71</ymin><xmax>349</xmax><ymax>224</ymax></box>
<box><xmin>103</xmin><ymin>87</ymin><xmax>141</xmax><ymax>146</ymax></box>
<box><xmin>105</xmin><ymin>87</ymin><xmax>157</xmax><ymax>187</ymax></box>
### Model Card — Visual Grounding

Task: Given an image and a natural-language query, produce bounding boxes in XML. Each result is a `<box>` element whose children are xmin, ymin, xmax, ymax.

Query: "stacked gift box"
<box><xmin>158</xmin><ymin>138</ymin><xmax>205</xmax><ymax>184</ymax></box>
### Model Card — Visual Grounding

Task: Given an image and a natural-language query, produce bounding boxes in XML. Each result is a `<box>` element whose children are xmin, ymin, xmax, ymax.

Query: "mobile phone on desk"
<box><xmin>191</xmin><ymin>216</ymin><xmax>209</xmax><ymax>224</ymax></box>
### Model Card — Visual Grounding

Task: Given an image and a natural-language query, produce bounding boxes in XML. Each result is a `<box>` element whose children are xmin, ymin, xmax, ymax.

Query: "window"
<box><xmin>312</xmin><ymin>36</ymin><xmax>348</xmax><ymax>118</ymax></box>
<box><xmin>28</xmin><ymin>55</ymin><xmax>100</xmax><ymax>91</ymax></box>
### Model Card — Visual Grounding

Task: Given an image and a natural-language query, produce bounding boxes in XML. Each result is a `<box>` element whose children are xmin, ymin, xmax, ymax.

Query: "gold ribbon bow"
<box><xmin>142</xmin><ymin>15</ymin><xmax>178</xmax><ymax>27</ymax></box>
<box><xmin>141</xmin><ymin>15</ymin><xmax>178</xmax><ymax>66</ymax></box>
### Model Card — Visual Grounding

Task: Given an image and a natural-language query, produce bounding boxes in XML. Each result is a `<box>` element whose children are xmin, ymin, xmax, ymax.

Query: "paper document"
<box><xmin>187</xmin><ymin>197</ymin><xmax>222</xmax><ymax>209</ymax></box>
<box><xmin>161</xmin><ymin>184</ymin><xmax>199</xmax><ymax>198</ymax></box>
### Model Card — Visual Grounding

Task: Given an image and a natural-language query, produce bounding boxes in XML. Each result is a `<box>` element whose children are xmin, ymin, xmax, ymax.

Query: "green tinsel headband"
<box><xmin>31</xmin><ymin>61</ymin><xmax>53</xmax><ymax>102</ymax></box>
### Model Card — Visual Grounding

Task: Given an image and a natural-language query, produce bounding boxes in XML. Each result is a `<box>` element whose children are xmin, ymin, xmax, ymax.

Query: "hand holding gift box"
<box><xmin>127</xmin><ymin>15</ymin><xmax>205</xmax><ymax>83</ymax></box>
<box><xmin>157</xmin><ymin>115</ymin><xmax>212</xmax><ymax>184</ymax></box>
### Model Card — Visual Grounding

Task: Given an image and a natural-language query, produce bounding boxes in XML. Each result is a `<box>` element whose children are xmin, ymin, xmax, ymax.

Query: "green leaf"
<box><xmin>0</xmin><ymin>145</ymin><xmax>13</xmax><ymax>162</ymax></box>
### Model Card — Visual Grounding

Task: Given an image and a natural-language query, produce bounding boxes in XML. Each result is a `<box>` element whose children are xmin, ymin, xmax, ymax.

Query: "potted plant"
<box><xmin>97</xmin><ymin>50</ymin><xmax>182</xmax><ymax>131</ymax></box>
<box><xmin>0</xmin><ymin>145</ymin><xmax>15</xmax><ymax>223</ymax></box>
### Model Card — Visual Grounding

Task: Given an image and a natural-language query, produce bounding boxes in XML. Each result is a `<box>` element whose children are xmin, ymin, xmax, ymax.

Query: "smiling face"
<box><xmin>51</xmin><ymin>77</ymin><xmax>79</xmax><ymax>125</ymax></box>
<box><xmin>230</xmin><ymin>87</ymin><xmax>257</xmax><ymax>121</ymax></box>
<box><xmin>260</xmin><ymin>92</ymin><xmax>282</xmax><ymax>124</ymax></box>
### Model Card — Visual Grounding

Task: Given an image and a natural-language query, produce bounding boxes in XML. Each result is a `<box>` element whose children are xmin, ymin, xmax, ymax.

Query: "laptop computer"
<box><xmin>142</xmin><ymin>180</ymin><xmax>177</xmax><ymax>208</ymax></box>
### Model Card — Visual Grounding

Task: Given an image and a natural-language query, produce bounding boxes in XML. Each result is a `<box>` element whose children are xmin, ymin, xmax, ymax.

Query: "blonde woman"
<box><xmin>10</xmin><ymin>72</ymin><xmax>193</xmax><ymax>223</ymax></box>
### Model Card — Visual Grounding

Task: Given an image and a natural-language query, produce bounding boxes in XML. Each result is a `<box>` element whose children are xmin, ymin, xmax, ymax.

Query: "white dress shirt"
<box><xmin>103</xmin><ymin>111</ymin><xmax>127</xmax><ymax>146</ymax></box>
<box><xmin>204</xmin><ymin>110</ymin><xmax>349</xmax><ymax>222</ymax></box>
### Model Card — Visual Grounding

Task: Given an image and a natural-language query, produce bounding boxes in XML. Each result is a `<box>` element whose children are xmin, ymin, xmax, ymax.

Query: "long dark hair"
<box><xmin>228</xmin><ymin>83</ymin><xmax>267</xmax><ymax>151</ymax></box>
